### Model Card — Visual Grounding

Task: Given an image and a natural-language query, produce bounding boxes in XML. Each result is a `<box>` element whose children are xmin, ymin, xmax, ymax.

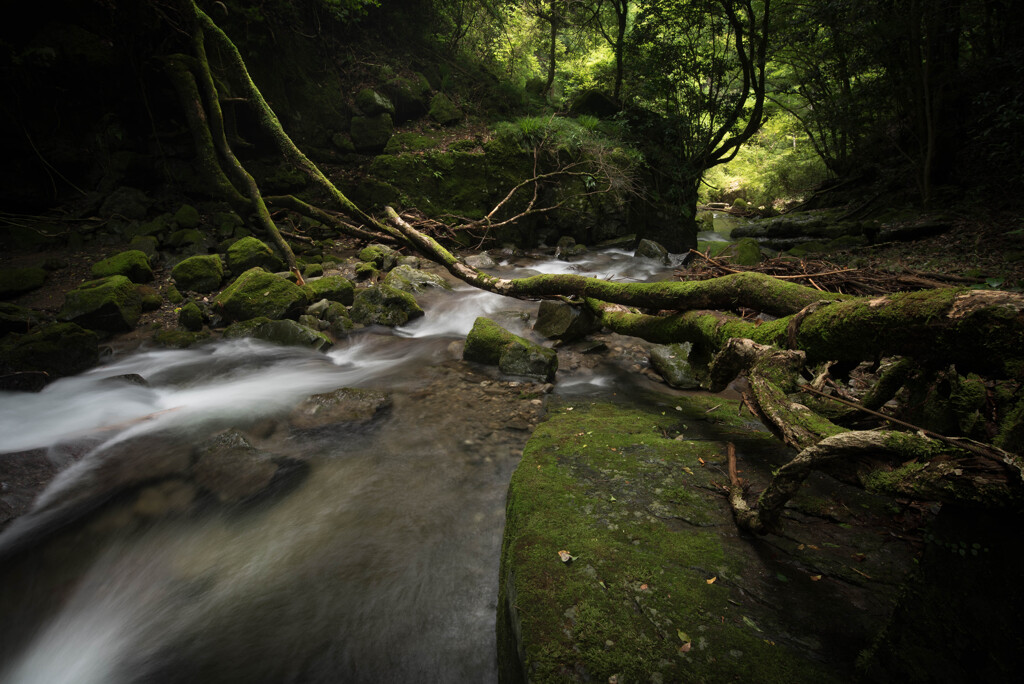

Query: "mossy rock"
<box><xmin>153</xmin><ymin>329</ymin><xmax>209</xmax><ymax>348</ymax></box>
<box><xmin>464</xmin><ymin>317</ymin><xmax>557</xmax><ymax>381</ymax></box>
<box><xmin>355</xmin><ymin>262</ymin><xmax>379</xmax><ymax>281</ymax></box>
<box><xmin>166</xmin><ymin>228</ymin><xmax>207</xmax><ymax>252</ymax></box>
<box><xmin>171</xmin><ymin>254</ymin><xmax>224</xmax><ymax>293</ymax></box>
<box><xmin>302</xmin><ymin>275</ymin><xmax>355</xmax><ymax>305</ymax></box>
<box><xmin>732</xmin><ymin>237</ymin><xmax>762</xmax><ymax>266</ymax></box>
<box><xmin>350</xmin><ymin>113</ymin><xmax>394</xmax><ymax>153</ymax></box>
<box><xmin>358</xmin><ymin>243</ymin><xmax>402</xmax><ymax>271</ymax></box>
<box><xmin>173</xmin><ymin>203</ymin><xmax>200</xmax><ymax>229</ymax></box>
<box><xmin>0</xmin><ymin>322</ymin><xmax>99</xmax><ymax>377</ymax></box>
<box><xmin>91</xmin><ymin>250</ymin><xmax>153</xmax><ymax>283</ymax></box>
<box><xmin>137</xmin><ymin>285</ymin><xmax>162</xmax><ymax>312</ymax></box>
<box><xmin>126</xmin><ymin>213</ymin><xmax>173</xmax><ymax>241</ymax></box>
<box><xmin>355</xmin><ymin>88</ymin><xmax>395</xmax><ymax>117</ymax></box>
<box><xmin>58</xmin><ymin>275</ymin><xmax>142</xmax><ymax>332</ymax></box>
<box><xmin>223</xmin><ymin>316</ymin><xmax>332</xmax><ymax>350</ymax></box>
<box><xmin>428</xmin><ymin>92</ymin><xmax>462</xmax><ymax>125</ymax></box>
<box><xmin>0</xmin><ymin>302</ymin><xmax>46</xmax><ymax>334</ymax></box>
<box><xmin>384</xmin><ymin>132</ymin><xmax>439</xmax><ymax>154</ymax></box>
<box><xmin>533</xmin><ymin>300</ymin><xmax>598</xmax><ymax>342</ymax></box>
<box><xmin>213</xmin><ymin>268</ymin><xmax>309</xmax><ymax>323</ymax></box>
<box><xmin>382</xmin><ymin>74</ymin><xmax>430</xmax><ymax>123</ymax></box>
<box><xmin>178</xmin><ymin>301</ymin><xmax>204</xmax><ymax>331</ymax></box>
<box><xmin>128</xmin><ymin>235</ymin><xmax>160</xmax><ymax>259</ymax></box>
<box><xmin>382</xmin><ymin>264</ymin><xmax>451</xmax><ymax>293</ymax></box>
<box><xmin>0</xmin><ymin>267</ymin><xmax>47</xmax><ymax>299</ymax></box>
<box><xmin>226</xmin><ymin>236</ymin><xmax>284</xmax><ymax>275</ymax></box>
<box><xmin>634</xmin><ymin>238</ymin><xmax>669</xmax><ymax>262</ymax></box>
<box><xmin>302</xmin><ymin>263</ymin><xmax>323</xmax><ymax>278</ymax></box>
<box><xmin>649</xmin><ymin>342</ymin><xmax>701</xmax><ymax>389</ymax></box>
<box><xmin>499</xmin><ymin>397</ymin><xmax>853</xmax><ymax>683</ymax></box>
<box><xmin>350</xmin><ymin>284</ymin><xmax>424</xmax><ymax>327</ymax></box>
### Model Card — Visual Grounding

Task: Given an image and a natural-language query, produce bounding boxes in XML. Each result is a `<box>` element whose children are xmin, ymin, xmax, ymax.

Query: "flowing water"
<box><xmin>0</xmin><ymin>249</ymin><xmax>685</xmax><ymax>684</ymax></box>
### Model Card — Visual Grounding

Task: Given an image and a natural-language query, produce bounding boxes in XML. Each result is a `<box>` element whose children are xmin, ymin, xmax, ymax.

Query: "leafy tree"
<box><xmin>626</xmin><ymin>0</ymin><xmax>771</xmax><ymax>250</ymax></box>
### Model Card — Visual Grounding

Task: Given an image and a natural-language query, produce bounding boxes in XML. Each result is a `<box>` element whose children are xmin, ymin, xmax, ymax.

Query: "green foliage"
<box><xmin>700</xmin><ymin>113</ymin><xmax>829</xmax><ymax>208</ymax></box>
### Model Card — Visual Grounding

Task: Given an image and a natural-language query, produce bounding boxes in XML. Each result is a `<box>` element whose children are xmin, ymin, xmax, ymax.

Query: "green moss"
<box><xmin>213</xmin><ymin>267</ymin><xmax>309</xmax><ymax>322</ymax></box>
<box><xmin>171</xmin><ymin>255</ymin><xmax>224</xmax><ymax>293</ymax></box>
<box><xmin>179</xmin><ymin>301</ymin><xmax>204</xmax><ymax>331</ymax></box>
<box><xmin>58</xmin><ymin>275</ymin><xmax>142</xmax><ymax>332</ymax></box>
<box><xmin>153</xmin><ymin>329</ymin><xmax>209</xmax><ymax>348</ymax></box>
<box><xmin>302</xmin><ymin>275</ymin><xmax>355</xmax><ymax>305</ymax></box>
<box><xmin>1</xmin><ymin>322</ymin><xmax>99</xmax><ymax>376</ymax></box>
<box><xmin>383</xmin><ymin>132</ymin><xmax>438</xmax><ymax>154</ymax></box>
<box><xmin>173</xmin><ymin>204</ymin><xmax>201</xmax><ymax>229</ymax></box>
<box><xmin>91</xmin><ymin>250</ymin><xmax>154</xmax><ymax>283</ymax></box>
<box><xmin>0</xmin><ymin>266</ymin><xmax>47</xmax><ymax>298</ymax></box>
<box><xmin>349</xmin><ymin>284</ymin><xmax>423</xmax><ymax>327</ymax></box>
<box><xmin>499</xmin><ymin>397</ymin><xmax>843</xmax><ymax>683</ymax></box>
<box><xmin>227</xmin><ymin>236</ymin><xmax>284</xmax><ymax>274</ymax></box>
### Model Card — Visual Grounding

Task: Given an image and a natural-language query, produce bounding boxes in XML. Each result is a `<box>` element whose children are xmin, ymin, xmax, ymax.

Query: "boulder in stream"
<box><xmin>350</xmin><ymin>284</ymin><xmax>424</xmax><ymax>327</ymax></box>
<box><xmin>213</xmin><ymin>267</ymin><xmax>309</xmax><ymax>322</ymax></box>
<box><xmin>303</xmin><ymin>275</ymin><xmax>355</xmax><ymax>305</ymax></box>
<box><xmin>382</xmin><ymin>264</ymin><xmax>451</xmax><ymax>293</ymax></box>
<box><xmin>223</xmin><ymin>317</ymin><xmax>332</xmax><ymax>350</ymax></box>
<box><xmin>533</xmin><ymin>300</ymin><xmax>599</xmax><ymax>342</ymax></box>
<box><xmin>464</xmin><ymin>317</ymin><xmax>557</xmax><ymax>382</ymax></box>
<box><xmin>634</xmin><ymin>238</ymin><xmax>669</xmax><ymax>263</ymax></box>
<box><xmin>0</xmin><ymin>321</ymin><xmax>99</xmax><ymax>378</ymax></box>
<box><xmin>289</xmin><ymin>387</ymin><xmax>392</xmax><ymax>430</ymax></box>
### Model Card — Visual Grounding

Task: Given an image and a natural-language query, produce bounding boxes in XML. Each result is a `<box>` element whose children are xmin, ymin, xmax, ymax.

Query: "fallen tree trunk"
<box><xmin>169</xmin><ymin>1</ymin><xmax>1023</xmax><ymax>532</ymax></box>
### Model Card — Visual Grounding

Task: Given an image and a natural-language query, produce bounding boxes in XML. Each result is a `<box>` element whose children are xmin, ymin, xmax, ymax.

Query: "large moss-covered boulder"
<box><xmin>0</xmin><ymin>322</ymin><xmax>99</xmax><ymax>377</ymax></box>
<box><xmin>226</xmin><ymin>236</ymin><xmax>284</xmax><ymax>274</ymax></box>
<box><xmin>634</xmin><ymin>238</ymin><xmax>669</xmax><ymax>262</ymax></box>
<box><xmin>464</xmin><ymin>317</ymin><xmax>557</xmax><ymax>382</ymax></box>
<box><xmin>173</xmin><ymin>203</ymin><xmax>201</xmax><ymax>229</ymax></box>
<box><xmin>428</xmin><ymin>92</ymin><xmax>462</xmax><ymax>125</ymax></box>
<box><xmin>350</xmin><ymin>113</ymin><xmax>394</xmax><ymax>153</ymax></box>
<box><xmin>533</xmin><ymin>300</ymin><xmax>599</xmax><ymax>342</ymax></box>
<box><xmin>213</xmin><ymin>268</ymin><xmax>309</xmax><ymax>322</ymax></box>
<box><xmin>350</xmin><ymin>284</ymin><xmax>424</xmax><ymax>327</ymax></box>
<box><xmin>178</xmin><ymin>301</ymin><xmax>205</xmax><ymax>331</ymax></box>
<box><xmin>91</xmin><ymin>250</ymin><xmax>153</xmax><ymax>283</ymax></box>
<box><xmin>499</xmin><ymin>396</ymin><xmax>886</xmax><ymax>683</ymax></box>
<box><xmin>0</xmin><ymin>267</ymin><xmax>47</xmax><ymax>299</ymax></box>
<box><xmin>650</xmin><ymin>342</ymin><xmax>701</xmax><ymax>389</ymax></box>
<box><xmin>382</xmin><ymin>265</ymin><xmax>451</xmax><ymax>293</ymax></box>
<box><xmin>0</xmin><ymin>303</ymin><xmax>45</xmax><ymax>334</ymax></box>
<box><xmin>222</xmin><ymin>316</ymin><xmax>332</xmax><ymax>350</ymax></box>
<box><xmin>58</xmin><ymin>275</ymin><xmax>142</xmax><ymax>332</ymax></box>
<box><xmin>171</xmin><ymin>254</ymin><xmax>224</xmax><ymax>293</ymax></box>
<box><xmin>303</xmin><ymin>275</ymin><xmax>355</xmax><ymax>305</ymax></box>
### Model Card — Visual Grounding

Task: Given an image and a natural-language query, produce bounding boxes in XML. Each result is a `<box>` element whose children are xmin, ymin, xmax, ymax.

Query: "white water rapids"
<box><xmin>0</xmin><ymin>249</ymin><xmax>685</xmax><ymax>683</ymax></box>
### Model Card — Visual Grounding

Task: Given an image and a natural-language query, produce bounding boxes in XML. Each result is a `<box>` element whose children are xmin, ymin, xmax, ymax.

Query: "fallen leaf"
<box><xmin>558</xmin><ymin>550</ymin><xmax>578</xmax><ymax>563</ymax></box>
<box><xmin>566</xmin><ymin>407</ymin><xmax>574</xmax><ymax>411</ymax></box>
<box><xmin>675</xmin><ymin>405</ymin><xmax>683</xmax><ymax>411</ymax></box>
<box><xmin>698</xmin><ymin>457</ymin><xmax>706</xmax><ymax>466</ymax></box>
<box><xmin>677</xmin><ymin>629</ymin><xmax>690</xmax><ymax>643</ymax></box>
<box><xmin>706</xmin><ymin>576</ymin><xmax>717</xmax><ymax>584</ymax></box>
<box><xmin>683</xmin><ymin>467</ymin><xmax>694</xmax><ymax>475</ymax></box>
<box><xmin>640</xmin><ymin>583</ymin><xmax>648</xmax><ymax>591</ymax></box>
<box><xmin>797</xmin><ymin>544</ymin><xmax>805</xmax><ymax>550</ymax></box>
<box><xmin>742</xmin><ymin>616</ymin><xmax>761</xmax><ymax>631</ymax></box>
<box><xmin>679</xmin><ymin>642</ymin><xmax>692</xmax><ymax>653</ymax></box>
<box><xmin>810</xmin><ymin>575</ymin><xmax>822</xmax><ymax>582</ymax></box>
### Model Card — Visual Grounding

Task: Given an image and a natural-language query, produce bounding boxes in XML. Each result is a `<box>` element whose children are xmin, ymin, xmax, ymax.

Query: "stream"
<box><xmin>0</xmin><ymin>249</ymin><xmax>685</xmax><ymax>684</ymax></box>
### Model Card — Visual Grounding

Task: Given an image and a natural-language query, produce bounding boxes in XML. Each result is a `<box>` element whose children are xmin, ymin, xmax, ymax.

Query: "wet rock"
<box><xmin>0</xmin><ymin>266</ymin><xmax>47</xmax><ymax>299</ymax></box>
<box><xmin>634</xmin><ymin>238</ymin><xmax>669</xmax><ymax>263</ymax></box>
<box><xmin>533</xmin><ymin>300</ymin><xmax>599</xmax><ymax>342</ymax></box>
<box><xmin>382</xmin><ymin>264</ymin><xmax>451</xmax><ymax>293</ymax></box>
<box><xmin>649</xmin><ymin>342</ymin><xmax>701</xmax><ymax>389</ymax></box>
<box><xmin>173</xmin><ymin>203</ymin><xmax>201</xmax><ymax>229</ymax></box>
<box><xmin>556</xmin><ymin>236</ymin><xmax>587</xmax><ymax>259</ymax></box>
<box><xmin>303</xmin><ymin>275</ymin><xmax>355</xmax><ymax>305</ymax></box>
<box><xmin>289</xmin><ymin>387</ymin><xmax>392</xmax><ymax>429</ymax></box>
<box><xmin>226</xmin><ymin>236</ymin><xmax>284</xmax><ymax>274</ymax></box>
<box><xmin>223</xmin><ymin>317</ymin><xmax>332</xmax><ymax>350</ymax></box>
<box><xmin>358</xmin><ymin>243</ymin><xmax>401</xmax><ymax>271</ymax></box>
<box><xmin>153</xmin><ymin>329</ymin><xmax>209</xmax><ymax>348</ymax></box>
<box><xmin>464</xmin><ymin>253</ymin><xmax>497</xmax><ymax>269</ymax></box>
<box><xmin>172</xmin><ymin>254</ymin><xmax>225</xmax><ymax>293</ymax></box>
<box><xmin>138</xmin><ymin>285</ymin><xmax>162</xmax><ymax>312</ymax></box>
<box><xmin>464</xmin><ymin>317</ymin><xmax>557</xmax><ymax>382</ymax></box>
<box><xmin>192</xmin><ymin>429</ymin><xmax>280</xmax><ymax>504</ymax></box>
<box><xmin>350</xmin><ymin>284</ymin><xmax>424</xmax><ymax>327</ymax></box>
<box><xmin>59</xmin><ymin>275</ymin><xmax>142</xmax><ymax>332</ymax></box>
<box><xmin>382</xmin><ymin>74</ymin><xmax>431</xmax><ymax>123</ymax></box>
<box><xmin>213</xmin><ymin>267</ymin><xmax>309</xmax><ymax>322</ymax></box>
